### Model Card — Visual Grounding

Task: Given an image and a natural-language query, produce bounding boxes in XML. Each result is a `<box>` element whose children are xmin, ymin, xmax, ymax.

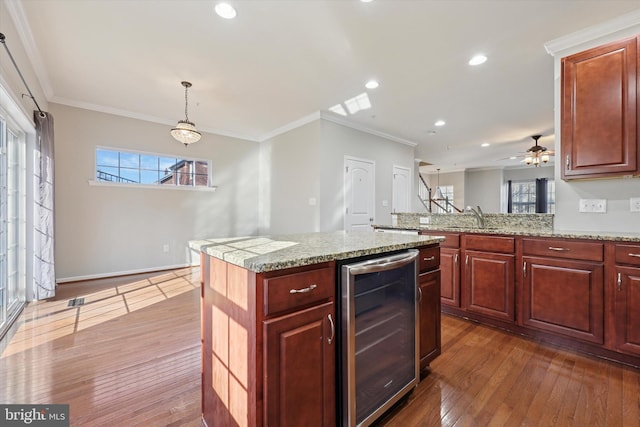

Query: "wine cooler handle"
<box><xmin>327</xmin><ymin>314</ymin><xmax>335</xmax><ymax>345</ymax></box>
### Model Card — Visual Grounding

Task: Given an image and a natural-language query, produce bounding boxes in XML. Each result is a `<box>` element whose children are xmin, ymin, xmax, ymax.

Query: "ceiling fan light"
<box><xmin>541</xmin><ymin>153</ymin><xmax>550</xmax><ymax>163</ymax></box>
<box><xmin>533</xmin><ymin>156</ymin><xmax>540</xmax><ymax>166</ymax></box>
<box><xmin>524</xmin><ymin>156</ymin><xmax>533</xmax><ymax>165</ymax></box>
<box><xmin>171</xmin><ymin>120</ymin><xmax>201</xmax><ymax>145</ymax></box>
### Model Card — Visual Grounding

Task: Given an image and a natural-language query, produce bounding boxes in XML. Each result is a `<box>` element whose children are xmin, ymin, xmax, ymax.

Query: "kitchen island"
<box><xmin>193</xmin><ymin>231</ymin><xmax>443</xmax><ymax>427</ymax></box>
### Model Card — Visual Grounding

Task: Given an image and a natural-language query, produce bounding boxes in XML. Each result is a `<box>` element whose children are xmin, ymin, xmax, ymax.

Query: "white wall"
<box><xmin>503</xmin><ymin>165</ymin><xmax>554</xmax><ymax>182</ymax></box>
<box><xmin>52</xmin><ymin>104</ymin><xmax>260</xmax><ymax>280</ymax></box>
<box><xmin>551</xmin><ymin>23</ymin><xmax>640</xmax><ymax>233</ymax></box>
<box><xmin>319</xmin><ymin>120</ymin><xmax>415</xmax><ymax>230</ymax></box>
<box><xmin>260</xmin><ymin>120</ymin><xmax>321</xmax><ymax>234</ymax></box>
<box><xmin>464</xmin><ymin>168</ymin><xmax>504</xmax><ymax>213</ymax></box>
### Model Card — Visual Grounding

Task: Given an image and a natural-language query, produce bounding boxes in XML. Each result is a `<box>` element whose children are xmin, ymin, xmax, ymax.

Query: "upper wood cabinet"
<box><xmin>561</xmin><ymin>36</ymin><xmax>638</xmax><ymax>180</ymax></box>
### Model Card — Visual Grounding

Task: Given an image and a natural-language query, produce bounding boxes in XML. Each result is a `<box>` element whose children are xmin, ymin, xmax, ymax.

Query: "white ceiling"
<box><xmin>10</xmin><ymin>0</ymin><xmax>640</xmax><ymax>171</ymax></box>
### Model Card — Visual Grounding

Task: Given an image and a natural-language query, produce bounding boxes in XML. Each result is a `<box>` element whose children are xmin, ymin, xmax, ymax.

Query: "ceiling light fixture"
<box><xmin>360</xmin><ymin>0</ymin><xmax>374</xmax><ymax>3</ymax></box>
<box><xmin>365</xmin><ymin>80</ymin><xmax>379</xmax><ymax>89</ymax></box>
<box><xmin>434</xmin><ymin>120</ymin><xmax>446</xmax><ymax>127</ymax></box>
<box><xmin>469</xmin><ymin>54</ymin><xmax>487</xmax><ymax>66</ymax></box>
<box><xmin>433</xmin><ymin>168</ymin><xmax>444</xmax><ymax>200</ymax></box>
<box><xmin>215</xmin><ymin>2</ymin><xmax>237</xmax><ymax>19</ymax></box>
<box><xmin>524</xmin><ymin>134</ymin><xmax>551</xmax><ymax>167</ymax></box>
<box><xmin>481</xmin><ymin>142</ymin><xmax>490</xmax><ymax>147</ymax></box>
<box><xmin>170</xmin><ymin>81</ymin><xmax>201</xmax><ymax>146</ymax></box>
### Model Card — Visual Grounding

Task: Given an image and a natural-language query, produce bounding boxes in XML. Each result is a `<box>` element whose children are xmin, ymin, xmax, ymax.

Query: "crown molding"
<box><xmin>320</xmin><ymin>112</ymin><xmax>418</xmax><ymax>147</ymax></box>
<box><xmin>4</xmin><ymin>0</ymin><xmax>54</xmax><ymax>100</ymax></box>
<box><xmin>258</xmin><ymin>111</ymin><xmax>321</xmax><ymax>142</ymax></box>
<box><xmin>50</xmin><ymin>96</ymin><xmax>261</xmax><ymax>142</ymax></box>
<box><xmin>544</xmin><ymin>9</ymin><xmax>640</xmax><ymax>56</ymax></box>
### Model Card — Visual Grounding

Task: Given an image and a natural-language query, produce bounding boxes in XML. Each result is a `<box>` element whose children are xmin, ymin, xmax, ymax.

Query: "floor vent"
<box><xmin>67</xmin><ymin>297</ymin><xmax>85</xmax><ymax>307</ymax></box>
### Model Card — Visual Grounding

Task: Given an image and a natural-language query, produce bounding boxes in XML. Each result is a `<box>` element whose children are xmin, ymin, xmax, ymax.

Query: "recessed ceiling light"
<box><xmin>481</xmin><ymin>143</ymin><xmax>490</xmax><ymax>147</ymax></box>
<box><xmin>215</xmin><ymin>2</ymin><xmax>237</xmax><ymax>19</ymax></box>
<box><xmin>434</xmin><ymin>120</ymin><xmax>446</xmax><ymax>127</ymax></box>
<box><xmin>469</xmin><ymin>54</ymin><xmax>487</xmax><ymax>66</ymax></box>
<box><xmin>365</xmin><ymin>80</ymin><xmax>379</xmax><ymax>89</ymax></box>
<box><xmin>361</xmin><ymin>0</ymin><xmax>374</xmax><ymax>3</ymax></box>
<box><xmin>509</xmin><ymin>156</ymin><xmax>517</xmax><ymax>160</ymax></box>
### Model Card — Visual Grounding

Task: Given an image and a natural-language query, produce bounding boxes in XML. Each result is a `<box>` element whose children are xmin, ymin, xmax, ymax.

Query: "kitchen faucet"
<box><xmin>466</xmin><ymin>205</ymin><xmax>485</xmax><ymax>228</ymax></box>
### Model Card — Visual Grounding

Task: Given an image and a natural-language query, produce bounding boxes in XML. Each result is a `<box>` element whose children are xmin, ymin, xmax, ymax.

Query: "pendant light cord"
<box><xmin>184</xmin><ymin>84</ymin><xmax>190</xmax><ymax>122</ymax></box>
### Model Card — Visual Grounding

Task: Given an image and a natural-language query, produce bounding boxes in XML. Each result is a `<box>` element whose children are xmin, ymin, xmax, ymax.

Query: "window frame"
<box><xmin>91</xmin><ymin>146</ymin><xmax>216</xmax><ymax>191</ymax></box>
<box><xmin>508</xmin><ymin>179</ymin><xmax>555</xmax><ymax>214</ymax></box>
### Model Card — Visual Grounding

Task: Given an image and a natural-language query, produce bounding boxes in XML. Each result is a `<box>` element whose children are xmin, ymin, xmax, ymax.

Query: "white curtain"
<box><xmin>33</xmin><ymin>111</ymin><xmax>55</xmax><ymax>299</ymax></box>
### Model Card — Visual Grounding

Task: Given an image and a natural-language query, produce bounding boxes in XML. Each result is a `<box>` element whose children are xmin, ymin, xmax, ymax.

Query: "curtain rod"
<box><xmin>0</xmin><ymin>32</ymin><xmax>46</xmax><ymax>118</ymax></box>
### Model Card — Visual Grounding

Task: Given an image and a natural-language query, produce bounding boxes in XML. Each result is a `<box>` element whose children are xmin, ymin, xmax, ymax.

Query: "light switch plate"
<box><xmin>631</xmin><ymin>197</ymin><xmax>640</xmax><ymax>212</ymax></box>
<box><xmin>579</xmin><ymin>199</ymin><xmax>607</xmax><ymax>213</ymax></box>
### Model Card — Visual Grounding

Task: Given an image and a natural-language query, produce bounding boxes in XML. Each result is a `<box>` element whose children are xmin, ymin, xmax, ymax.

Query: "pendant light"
<box><xmin>433</xmin><ymin>168</ymin><xmax>444</xmax><ymax>200</ymax></box>
<box><xmin>171</xmin><ymin>81</ymin><xmax>201</xmax><ymax>146</ymax></box>
<box><xmin>524</xmin><ymin>135</ymin><xmax>551</xmax><ymax>167</ymax></box>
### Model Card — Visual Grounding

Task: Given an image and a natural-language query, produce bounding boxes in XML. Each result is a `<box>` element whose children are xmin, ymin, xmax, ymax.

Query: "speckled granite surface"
<box><xmin>375</xmin><ymin>224</ymin><xmax>640</xmax><ymax>243</ymax></box>
<box><xmin>190</xmin><ymin>231</ymin><xmax>444</xmax><ymax>273</ymax></box>
<box><xmin>393</xmin><ymin>212</ymin><xmax>554</xmax><ymax>231</ymax></box>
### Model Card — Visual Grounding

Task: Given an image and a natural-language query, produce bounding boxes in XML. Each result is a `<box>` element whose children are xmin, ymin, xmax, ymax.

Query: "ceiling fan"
<box><xmin>523</xmin><ymin>135</ymin><xmax>554</xmax><ymax>166</ymax></box>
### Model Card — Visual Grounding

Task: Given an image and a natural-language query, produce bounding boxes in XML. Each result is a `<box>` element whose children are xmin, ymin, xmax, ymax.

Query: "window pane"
<box><xmin>159</xmin><ymin>157</ymin><xmax>177</xmax><ymax>171</ymax></box>
<box><xmin>140</xmin><ymin>154</ymin><xmax>159</xmax><ymax>170</ymax></box>
<box><xmin>119</xmin><ymin>168</ymin><xmax>139</xmax><ymax>183</ymax></box>
<box><xmin>96</xmin><ymin>149</ymin><xmax>118</xmax><ymax>167</ymax></box>
<box><xmin>140</xmin><ymin>170</ymin><xmax>160</xmax><ymax>184</ymax></box>
<box><xmin>119</xmin><ymin>152</ymin><xmax>139</xmax><ymax>169</ymax></box>
<box><xmin>97</xmin><ymin>167</ymin><xmax>120</xmax><ymax>182</ymax></box>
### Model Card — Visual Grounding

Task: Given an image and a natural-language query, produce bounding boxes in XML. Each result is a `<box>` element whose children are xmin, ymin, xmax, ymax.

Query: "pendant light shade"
<box><xmin>171</xmin><ymin>81</ymin><xmax>201</xmax><ymax>146</ymax></box>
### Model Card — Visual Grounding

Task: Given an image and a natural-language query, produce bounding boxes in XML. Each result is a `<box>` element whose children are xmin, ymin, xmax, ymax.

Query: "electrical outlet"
<box><xmin>163</xmin><ymin>244</ymin><xmax>170</xmax><ymax>253</ymax></box>
<box><xmin>631</xmin><ymin>197</ymin><xmax>640</xmax><ymax>212</ymax></box>
<box><xmin>579</xmin><ymin>199</ymin><xmax>607</xmax><ymax>213</ymax></box>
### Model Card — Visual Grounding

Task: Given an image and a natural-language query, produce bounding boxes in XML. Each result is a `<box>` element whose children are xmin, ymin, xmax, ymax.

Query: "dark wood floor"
<box><xmin>2</xmin><ymin>267</ymin><xmax>639</xmax><ymax>426</ymax></box>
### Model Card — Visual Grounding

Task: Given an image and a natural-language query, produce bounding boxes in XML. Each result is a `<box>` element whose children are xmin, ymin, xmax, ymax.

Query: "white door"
<box><xmin>345</xmin><ymin>157</ymin><xmax>375</xmax><ymax>231</ymax></box>
<box><xmin>392</xmin><ymin>165</ymin><xmax>411</xmax><ymax>213</ymax></box>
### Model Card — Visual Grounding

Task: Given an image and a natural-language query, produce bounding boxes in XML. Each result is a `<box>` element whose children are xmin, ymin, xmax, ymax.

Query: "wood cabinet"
<box><xmin>521</xmin><ymin>238</ymin><xmax>604</xmax><ymax>344</ymax></box>
<box><xmin>201</xmin><ymin>257</ymin><xmax>336</xmax><ymax>427</ymax></box>
<box><xmin>462</xmin><ymin>235</ymin><xmax>515</xmax><ymax>322</ymax></box>
<box><xmin>561</xmin><ymin>36</ymin><xmax>638</xmax><ymax>180</ymax></box>
<box><xmin>264</xmin><ymin>302</ymin><xmax>335</xmax><ymax>426</ymax></box>
<box><xmin>614</xmin><ymin>244</ymin><xmax>640</xmax><ymax>356</ymax></box>
<box><xmin>417</xmin><ymin>246</ymin><xmax>441</xmax><ymax>371</ymax></box>
<box><xmin>419</xmin><ymin>231</ymin><xmax>461</xmax><ymax>308</ymax></box>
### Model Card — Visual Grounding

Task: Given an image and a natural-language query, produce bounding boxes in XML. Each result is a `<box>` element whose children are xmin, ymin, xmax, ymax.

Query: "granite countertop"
<box><xmin>374</xmin><ymin>224</ymin><xmax>640</xmax><ymax>243</ymax></box>
<box><xmin>190</xmin><ymin>230</ymin><xmax>444</xmax><ymax>273</ymax></box>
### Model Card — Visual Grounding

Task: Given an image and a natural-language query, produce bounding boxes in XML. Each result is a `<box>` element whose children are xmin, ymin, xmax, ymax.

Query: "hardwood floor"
<box><xmin>2</xmin><ymin>267</ymin><xmax>639</xmax><ymax>426</ymax></box>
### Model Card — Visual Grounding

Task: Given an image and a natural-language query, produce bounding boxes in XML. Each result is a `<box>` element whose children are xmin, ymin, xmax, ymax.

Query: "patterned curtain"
<box><xmin>33</xmin><ymin>111</ymin><xmax>55</xmax><ymax>299</ymax></box>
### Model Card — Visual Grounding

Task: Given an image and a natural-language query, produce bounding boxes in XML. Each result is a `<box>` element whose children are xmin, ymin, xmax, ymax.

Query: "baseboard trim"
<box><xmin>56</xmin><ymin>262</ymin><xmax>198</xmax><ymax>284</ymax></box>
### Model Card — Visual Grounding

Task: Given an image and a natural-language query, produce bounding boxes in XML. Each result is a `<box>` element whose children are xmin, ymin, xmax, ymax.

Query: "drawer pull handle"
<box><xmin>327</xmin><ymin>314</ymin><xmax>335</xmax><ymax>345</ymax></box>
<box><xmin>289</xmin><ymin>284</ymin><xmax>317</xmax><ymax>294</ymax></box>
<box><xmin>423</xmin><ymin>256</ymin><xmax>436</xmax><ymax>261</ymax></box>
<box><xmin>548</xmin><ymin>246</ymin><xmax>569</xmax><ymax>252</ymax></box>
<box><xmin>628</xmin><ymin>253</ymin><xmax>640</xmax><ymax>258</ymax></box>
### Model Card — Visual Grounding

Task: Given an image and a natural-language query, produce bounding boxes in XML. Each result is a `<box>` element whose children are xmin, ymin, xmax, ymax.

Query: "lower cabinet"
<box><xmin>464</xmin><ymin>250</ymin><xmax>515</xmax><ymax>322</ymax></box>
<box><xmin>521</xmin><ymin>256</ymin><xmax>604</xmax><ymax>344</ymax></box>
<box><xmin>419</xmin><ymin>269</ymin><xmax>441</xmax><ymax>370</ymax></box>
<box><xmin>614</xmin><ymin>244</ymin><xmax>640</xmax><ymax>357</ymax></box>
<box><xmin>440</xmin><ymin>248</ymin><xmax>460</xmax><ymax>307</ymax></box>
<box><xmin>264</xmin><ymin>301</ymin><xmax>336</xmax><ymax>427</ymax></box>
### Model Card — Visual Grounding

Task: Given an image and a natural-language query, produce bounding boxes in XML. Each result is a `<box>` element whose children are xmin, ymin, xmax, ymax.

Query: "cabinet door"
<box><xmin>615</xmin><ymin>266</ymin><xmax>640</xmax><ymax>356</ymax></box>
<box><xmin>440</xmin><ymin>248</ymin><xmax>460</xmax><ymax>307</ymax></box>
<box><xmin>464</xmin><ymin>251</ymin><xmax>514</xmax><ymax>322</ymax></box>
<box><xmin>264</xmin><ymin>302</ymin><xmax>336</xmax><ymax>427</ymax></box>
<box><xmin>419</xmin><ymin>269</ymin><xmax>441</xmax><ymax>370</ymax></box>
<box><xmin>522</xmin><ymin>256</ymin><xmax>604</xmax><ymax>344</ymax></box>
<box><xmin>561</xmin><ymin>36</ymin><xmax>637</xmax><ymax>179</ymax></box>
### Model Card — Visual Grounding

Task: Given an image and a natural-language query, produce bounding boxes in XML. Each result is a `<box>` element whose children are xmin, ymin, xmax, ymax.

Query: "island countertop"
<box><xmin>190</xmin><ymin>230</ymin><xmax>444</xmax><ymax>273</ymax></box>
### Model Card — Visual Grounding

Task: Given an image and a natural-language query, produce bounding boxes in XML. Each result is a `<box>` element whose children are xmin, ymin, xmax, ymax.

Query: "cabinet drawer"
<box><xmin>615</xmin><ymin>244</ymin><xmax>640</xmax><ymax>266</ymax></box>
<box><xmin>522</xmin><ymin>238</ymin><xmax>603</xmax><ymax>262</ymax></box>
<box><xmin>464</xmin><ymin>235</ymin><xmax>514</xmax><ymax>253</ymax></box>
<box><xmin>420</xmin><ymin>231</ymin><xmax>460</xmax><ymax>248</ymax></box>
<box><xmin>418</xmin><ymin>246</ymin><xmax>440</xmax><ymax>273</ymax></box>
<box><xmin>263</xmin><ymin>266</ymin><xmax>334</xmax><ymax>316</ymax></box>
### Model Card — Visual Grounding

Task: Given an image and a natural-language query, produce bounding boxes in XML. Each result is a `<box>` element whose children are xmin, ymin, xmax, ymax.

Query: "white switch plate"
<box><xmin>419</xmin><ymin>216</ymin><xmax>430</xmax><ymax>225</ymax></box>
<box><xmin>382</xmin><ymin>200</ymin><xmax>388</xmax><ymax>207</ymax></box>
<box><xmin>631</xmin><ymin>197</ymin><xmax>640</xmax><ymax>212</ymax></box>
<box><xmin>579</xmin><ymin>199</ymin><xmax>607</xmax><ymax>213</ymax></box>
<box><xmin>308</xmin><ymin>197</ymin><xmax>316</xmax><ymax>206</ymax></box>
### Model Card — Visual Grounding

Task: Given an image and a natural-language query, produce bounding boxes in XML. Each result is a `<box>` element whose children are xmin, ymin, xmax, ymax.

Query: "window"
<box><xmin>0</xmin><ymin>116</ymin><xmax>26</xmax><ymax>337</ymax></box>
<box><xmin>434</xmin><ymin>185</ymin><xmax>455</xmax><ymax>213</ymax></box>
<box><xmin>508</xmin><ymin>179</ymin><xmax>554</xmax><ymax>214</ymax></box>
<box><xmin>95</xmin><ymin>148</ymin><xmax>210</xmax><ymax>187</ymax></box>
